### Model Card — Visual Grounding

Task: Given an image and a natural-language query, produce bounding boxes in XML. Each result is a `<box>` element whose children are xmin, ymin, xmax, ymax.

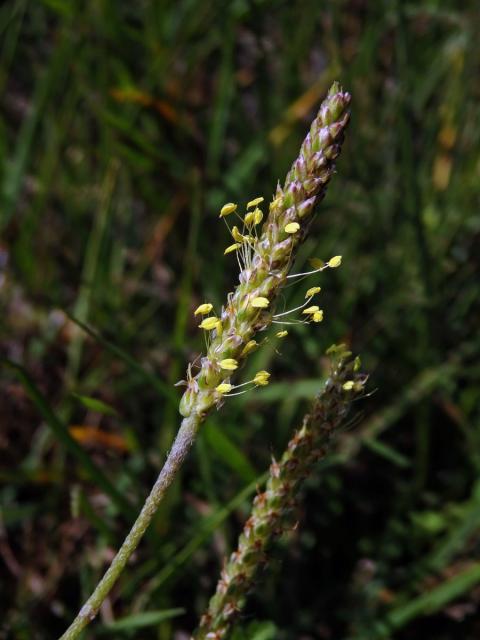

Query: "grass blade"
<box><xmin>3</xmin><ymin>359</ymin><xmax>136</xmax><ymax>519</ymax></box>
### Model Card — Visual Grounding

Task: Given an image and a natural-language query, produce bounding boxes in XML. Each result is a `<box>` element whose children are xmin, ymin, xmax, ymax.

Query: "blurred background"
<box><xmin>1</xmin><ymin>1</ymin><xmax>480</xmax><ymax>638</ymax></box>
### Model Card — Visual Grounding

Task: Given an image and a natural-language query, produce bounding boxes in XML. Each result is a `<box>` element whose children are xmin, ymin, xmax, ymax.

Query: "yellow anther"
<box><xmin>276</xmin><ymin>330</ymin><xmax>288</xmax><ymax>338</ymax></box>
<box><xmin>342</xmin><ymin>381</ymin><xmax>354</xmax><ymax>390</ymax></box>
<box><xmin>328</xmin><ymin>255</ymin><xmax>342</xmax><ymax>268</ymax></box>
<box><xmin>244</xmin><ymin>211</ymin><xmax>255</xmax><ymax>226</ymax></box>
<box><xmin>219</xmin><ymin>203</ymin><xmax>237</xmax><ymax>217</ymax></box>
<box><xmin>305</xmin><ymin>286</ymin><xmax>321</xmax><ymax>298</ymax></box>
<box><xmin>253</xmin><ymin>208</ymin><xmax>263</xmax><ymax>224</ymax></box>
<box><xmin>199</xmin><ymin>317</ymin><xmax>220</xmax><ymax>330</ymax></box>
<box><xmin>302</xmin><ymin>305</ymin><xmax>320</xmax><ymax>314</ymax></box>
<box><xmin>216</xmin><ymin>383</ymin><xmax>233</xmax><ymax>394</ymax></box>
<box><xmin>251</xmin><ymin>296</ymin><xmax>269</xmax><ymax>308</ymax></box>
<box><xmin>253</xmin><ymin>370</ymin><xmax>270</xmax><ymax>386</ymax></box>
<box><xmin>241</xmin><ymin>340</ymin><xmax>258</xmax><ymax>356</ymax></box>
<box><xmin>224</xmin><ymin>242</ymin><xmax>241</xmax><ymax>255</ymax></box>
<box><xmin>231</xmin><ymin>226</ymin><xmax>244</xmax><ymax>242</ymax></box>
<box><xmin>247</xmin><ymin>196</ymin><xmax>264</xmax><ymax>209</ymax></box>
<box><xmin>244</xmin><ymin>208</ymin><xmax>263</xmax><ymax>227</ymax></box>
<box><xmin>284</xmin><ymin>222</ymin><xmax>300</xmax><ymax>234</ymax></box>
<box><xmin>312</xmin><ymin>310</ymin><xmax>324</xmax><ymax>323</ymax></box>
<box><xmin>194</xmin><ymin>303</ymin><xmax>213</xmax><ymax>316</ymax></box>
<box><xmin>219</xmin><ymin>358</ymin><xmax>238</xmax><ymax>371</ymax></box>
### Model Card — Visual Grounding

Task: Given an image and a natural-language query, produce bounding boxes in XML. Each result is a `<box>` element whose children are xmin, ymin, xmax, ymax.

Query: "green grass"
<box><xmin>1</xmin><ymin>1</ymin><xmax>480</xmax><ymax>638</ymax></box>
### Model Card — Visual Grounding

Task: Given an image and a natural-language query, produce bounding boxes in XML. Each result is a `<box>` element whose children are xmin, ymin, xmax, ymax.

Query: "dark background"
<box><xmin>1</xmin><ymin>1</ymin><xmax>480</xmax><ymax>638</ymax></box>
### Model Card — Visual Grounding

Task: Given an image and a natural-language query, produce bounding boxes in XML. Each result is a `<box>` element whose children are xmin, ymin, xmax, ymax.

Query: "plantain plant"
<box><xmin>195</xmin><ymin>347</ymin><xmax>367</xmax><ymax>639</ymax></box>
<box><xmin>60</xmin><ymin>82</ymin><xmax>352</xmax><ymax>640</ymax></box>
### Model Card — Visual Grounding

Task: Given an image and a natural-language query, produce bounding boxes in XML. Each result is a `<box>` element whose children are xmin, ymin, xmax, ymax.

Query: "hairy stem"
<box><xmin>59</xmin><ymin>414</ymin><xmax>201</xmax><ymax>640</ymax></box>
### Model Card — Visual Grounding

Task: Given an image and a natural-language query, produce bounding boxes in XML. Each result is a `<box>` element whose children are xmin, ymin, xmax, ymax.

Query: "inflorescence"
<box><xmin>177</xmin><ymin>84</ymin><xmax>350</xmax><ymax>419</ymax></box>
<box><xmin>194</xmin><ymin>346</ymin><xmax>367</xmax><ymax>639</ymax></box>
<box><xmin>185</xmin><ymin>194</ymin><xmax>344</xmax><ymax>399</ymax></box>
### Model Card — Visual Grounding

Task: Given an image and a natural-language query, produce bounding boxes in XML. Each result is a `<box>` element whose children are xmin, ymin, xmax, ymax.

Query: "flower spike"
<box><xmin>60</xmin><ymin>83</ymin><xmax>351</xmax><ymax>640</ymax></box>
<box><xmin>194</xmin><ymin>352</ymin><xmax>366</xmax><ymax>640</ymax></box>
<box><xmin>182</xmin><ymin>82</ymin><xmax>350</xmax><ymax>423</ymax></box>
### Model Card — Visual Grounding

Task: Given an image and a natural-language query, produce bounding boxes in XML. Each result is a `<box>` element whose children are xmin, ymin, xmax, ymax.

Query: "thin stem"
<box><xmin>286</xmin><ymin>265</ymin><xmax>328</xmax><ymax>279</ymax></box>
<box><xmin>273</xmin><ymin>295</ymin><xmax>313</xmax><ymax>318</ymax></box>
<box><xmin>59</xmin><ymin>414</ymin><xmax>201</xmax><ymax>640</ymax></box>
<box><xmin>224</xmin><ymin>388</ymin><xmax>253</xmax><ymax>397</ymax></box>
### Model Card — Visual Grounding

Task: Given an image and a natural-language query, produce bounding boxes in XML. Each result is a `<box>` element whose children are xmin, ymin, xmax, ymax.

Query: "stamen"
<box><xmin>219</xmin><ymin>203</ymin><xmax>237</xmax><ymax>218</ymax></box>
<box><xmin>199</xmin><ymin>317</ymin><xmax>220</xmax><ymax>330</ymax></box>
<box><xmin>223</xmin><ymin>388</ymin><xmax>252</xmax><ymax>397</ymax></box>
<box><xmin>194</xmin><ymin>303</ymin><xmax>214</xmax><ymax>316</ymax></box>
<box><xmin>272</xmin><ymin>319</ymin><xmax>309</xmax><ymax>325</ymax></box>
<box><xmin>286</xmin><ymin>264</ymin><xmax>328</xmax><ymax>279</ymax></box>
<box><xmin>251</xmin><ymin>297</ymin><xmax>270</xmax><ymax>309</ymax></box>
<box><xmin>273</xmin><ymin>296</ymin><xmax>314</xmax><ymax>318</ymax></box>
<box><xmin>247</xmin><ymin>196</ymin><xmax>264</xmax><ymax>209</ymax></box>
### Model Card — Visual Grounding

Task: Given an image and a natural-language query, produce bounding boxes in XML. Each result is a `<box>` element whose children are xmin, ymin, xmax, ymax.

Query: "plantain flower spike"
<box><xmin>194</xmin><ymin>351</ymin><xmax>367</xmax><ymax>639</ymax></box>
<box><xmin>180</xmin><ymin>82</ymin><xmax>351</xmax><ymax>420</ymax></box>
<box><xmin>60</xmin><ymin>84</ymin><xmax>351</xmax><ymax>640</ymax></box>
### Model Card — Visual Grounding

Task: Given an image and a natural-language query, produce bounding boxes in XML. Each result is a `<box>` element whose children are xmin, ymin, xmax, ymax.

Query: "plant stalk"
<box><xmin>59</xmin><ymin>82</ymin><xmax>351</xmax><ymax>639</ymax></box>
<box><xmin>59</xmin><ymin>414</ymin><xmax>201</xmax><ymax>640</ymax></box>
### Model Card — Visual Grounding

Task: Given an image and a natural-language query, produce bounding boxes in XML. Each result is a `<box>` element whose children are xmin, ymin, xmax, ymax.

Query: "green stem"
<box><xmin>59</xmin><ymin>414</ymin><xmax>201</xmax><ymax>640</ymax></box>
